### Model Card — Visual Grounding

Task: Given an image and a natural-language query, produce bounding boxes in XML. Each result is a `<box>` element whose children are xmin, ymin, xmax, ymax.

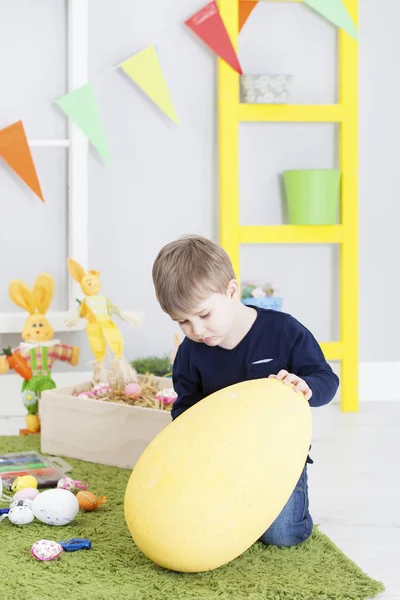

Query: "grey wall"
<box><xmin>0</xmin><ymin>0</ymin><xmax>397</xmax><ymax>369</ymax></box>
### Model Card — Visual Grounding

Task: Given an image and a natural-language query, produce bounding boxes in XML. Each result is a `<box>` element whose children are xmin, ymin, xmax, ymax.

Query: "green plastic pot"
<box><xmin>283</xmin><ymin>169</ymin><xmax>341</xmax><ymax>225</ymax></box>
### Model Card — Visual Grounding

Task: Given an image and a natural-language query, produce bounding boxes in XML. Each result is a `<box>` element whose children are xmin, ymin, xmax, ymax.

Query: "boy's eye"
<box><xmin>39</xmin><ymin>323</ymin><xmax>43</xmax><ymax>327</ymax></box>
<box><xmin>32</xmin><ymin>323</ymin><xmax>36</xmax><ymax>328</ymax></box>
<box><xmin>179</xmin><ymin>320</ymin><xmax>188</xmax><ymax>325</ymax></box>
<box><xmin>200</xmin><ymin>313</ymin><xmax>210</xmax><ymax>319</ymax></box>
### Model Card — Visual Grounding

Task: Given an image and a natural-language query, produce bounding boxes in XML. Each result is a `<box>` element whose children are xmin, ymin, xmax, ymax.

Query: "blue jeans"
<box><xmin>259</xmin><ymin>466</ymin><xmax>313</xmax><ymax>547</ymax></box>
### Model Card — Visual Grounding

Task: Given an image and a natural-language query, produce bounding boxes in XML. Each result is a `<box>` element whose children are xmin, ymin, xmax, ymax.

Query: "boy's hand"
<box><xmin>269</xmin><ymin>370</ymin><xmax>312</xmax><ymax>401</ymax></box>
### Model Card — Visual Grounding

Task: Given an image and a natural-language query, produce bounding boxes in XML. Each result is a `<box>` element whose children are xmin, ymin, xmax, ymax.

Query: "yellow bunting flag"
<box><xmin>120</xmin><ymin>46</ymin><xmax>179</xmax><ymax>126</ymax></box>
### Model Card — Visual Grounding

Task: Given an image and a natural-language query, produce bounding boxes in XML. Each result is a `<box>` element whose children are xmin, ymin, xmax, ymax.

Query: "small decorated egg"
<box><xmin>11</xmin><ymin>475</ymin><xmax>38</xmax><ymax>493</ymax></box>
<box><xmin>57</xmin><ymin>477</ymin><xmax>89</xmax><ymax>492</ymax></box>
<box><xmin>31</xmin><ymin>539</ymin><xmax>63</xmax><ymax>561</ymax></box>
<box><xmin>76</xmin><ymin>491</ymin><xmax>106</xmax><ymax>512</ymax></box>
<box><xmin>92</xmin><ymin>383</ymin><xmax>110</xmax><ymax>397</ymax></box>
<box><xmin>7</xmin><ymin>504</ymin><xmax>35</xmax><ymax>525</ymax></box>
<box><xmin>125</xmin><ymin>383</ymin><xmax>142</xmax><ymax>399</ymax></box>
<box><xmin>13</xmin><ymin>487</ymin><xmax>40</xmax><ymax>501</ymax></box>
<box><xmin>32</xmin><ymin>489</ymin><xmax>79</xmax><ymax>526</ymax></box>
<box><xmin>57</xmin><ymin>476</ymin><xmax>76</xmax><ymax>491</ymax></box>
<box><xmin>156</xmin><ymin>388</ymin><xmax>178</xmax><ymax>406</ymax></box>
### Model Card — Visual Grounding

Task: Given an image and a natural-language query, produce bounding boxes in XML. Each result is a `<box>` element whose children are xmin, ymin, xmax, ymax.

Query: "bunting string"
<box><xmin>0</xmin><ymin>0</ymin><xmax>358</xmax><ymax>203</ymax></box>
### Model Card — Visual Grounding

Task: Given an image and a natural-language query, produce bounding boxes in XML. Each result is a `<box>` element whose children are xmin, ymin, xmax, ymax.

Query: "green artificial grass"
<box><xmin>0</xmin><ymin>435</ymin><xmax>384</xmax><ymax>600</ymax></box>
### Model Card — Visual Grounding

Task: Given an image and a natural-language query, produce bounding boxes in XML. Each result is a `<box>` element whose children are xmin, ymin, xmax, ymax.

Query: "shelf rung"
<box><xmin>320</xmin><ymin>342</ymin><xmax>343</xmax><ymax>361</ymax></box>
<box><xmin>239</xmin><ymin>104</ymin><xmax>344</xmax><ymax>123</ymax></box>
<box><xmin>241</xmin><ymin>0</ymin><xmax>302</xmax><ymax>2</ymax></box>
<box><xmin>239</xmin><ymin>225</ymin><xmax>343</xmax><ymax>244</ymax></box>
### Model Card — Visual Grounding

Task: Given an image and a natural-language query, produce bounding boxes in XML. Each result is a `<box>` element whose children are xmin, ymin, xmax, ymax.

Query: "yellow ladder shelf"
<box><xmin>218</xmin><ymin>0</ymin><xmax>358</xmax><ymax>411</ymax></box>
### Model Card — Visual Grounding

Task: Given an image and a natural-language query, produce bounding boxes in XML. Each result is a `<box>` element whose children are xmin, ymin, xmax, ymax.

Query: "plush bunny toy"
<box><xmin>0</xmin><ymin>273</ymin><xmax>80</xmax><ymax>433</ymax></box>
<box><xmin>66</xmin><ymin>258</ymin><xmax>142</xmax><ymax>386</ymax></box>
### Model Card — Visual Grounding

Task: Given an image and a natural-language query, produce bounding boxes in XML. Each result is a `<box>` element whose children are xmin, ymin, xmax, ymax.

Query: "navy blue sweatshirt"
<box><xmin>172</xmin><ymin>307</ymin><xmax>339</xmax><ymax>420</ymax></box>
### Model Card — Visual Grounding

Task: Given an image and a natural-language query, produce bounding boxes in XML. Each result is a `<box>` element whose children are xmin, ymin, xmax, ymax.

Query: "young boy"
<box><xmin>152</xmin><ymin>235</ymin><xmax>339</xmax><ymax>548</ymax></box>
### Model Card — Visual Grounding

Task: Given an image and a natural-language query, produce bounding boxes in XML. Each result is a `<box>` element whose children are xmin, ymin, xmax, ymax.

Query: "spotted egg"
<box><xmin>8</xmin><ymin>504</ymin><xmax>35</xmax><ymax>525</ymax></box>
<box><xmin>32</xmin><ymin>489</ymin><xmax>79</xmax><ymax>526</ymax></box>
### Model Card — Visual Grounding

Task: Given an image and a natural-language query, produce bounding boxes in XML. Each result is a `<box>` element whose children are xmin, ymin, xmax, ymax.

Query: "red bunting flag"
<box><xmin>0</xmin><ymin>121</ymin><xmax>44</xmax><ymax>202</ymax></box>
<box><xmin>185</xmin><ymin>1</ymin><xmax>243</xmax><ymax>74</ymax></box>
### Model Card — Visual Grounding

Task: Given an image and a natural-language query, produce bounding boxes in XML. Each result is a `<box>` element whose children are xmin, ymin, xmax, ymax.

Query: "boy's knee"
<box><xmin>259</xmin><ymin>513</ymin><xmax>313</xmax><ymax>548</ymax></box>
<box><xmin>259</xmin><ymin>528</ymin><xmax>309</xmax><ymax>548</ymax></box>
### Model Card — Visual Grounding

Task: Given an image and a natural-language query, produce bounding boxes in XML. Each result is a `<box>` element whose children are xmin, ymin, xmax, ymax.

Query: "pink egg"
<box><xmin>156</xmin><ymin>388</ymin><xmax>178</xmax><ymax>405</ymax></box>
<box><xmin>124</xmin><ymin>383</ymin><xmax>142</xmax><ymax>398</ymax></box>
<box><xmin>92</xmin><ymin>383</ymin><xmax>110</xmax><ymax>397</ymax></box>
<box><xmin>13</xmin><ymin>488</ymin><xmax>40</xmax><ymax>501</ymax></box>
<box><xmin>57</xmin><ymin>476</ymin><xmax>75</xmax><ymax>491</ymax></box>
<box><xmin>31</xmin><ymin>539</ymin><xmax>63</xmax><ymax>561</ymax></box>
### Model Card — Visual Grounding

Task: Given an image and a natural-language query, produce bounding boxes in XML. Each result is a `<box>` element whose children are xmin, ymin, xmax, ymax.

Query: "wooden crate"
<box><xmin>40</xmin><ymin>377</ymin><xmax>173</xmax><ymax>469</ymax></box>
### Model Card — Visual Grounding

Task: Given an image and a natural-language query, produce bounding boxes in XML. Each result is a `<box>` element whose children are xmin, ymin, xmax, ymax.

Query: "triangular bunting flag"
<box><xmin>239</xmin><ymin>1</ymin><xmax>258</xmax><ymax>32</ymax></box>
<box><xmin>56</xmin><ymin>84</ymin><xmax>110</xmax><ymax>162</ymax></box>
<box><xmin>120</xmin><ymin>46</ymin><xmax>179</xmax><ymax>125</ymax></box>
<box><xmin>304</xmin><ymin>0</ymin><xmax>359</xmax><ymax>41</ymax></box>
<box><xmin>0</xmin><ymin>121</ymin><xmax>44</xmax><ymax>202</ymax></box>
<box><xmin>185</xmin><ymin>0</ymin><xmax>243</xmax><ymax>74</ymax></box>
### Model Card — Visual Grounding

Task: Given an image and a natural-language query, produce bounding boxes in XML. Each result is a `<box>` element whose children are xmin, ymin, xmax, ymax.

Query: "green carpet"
<box><xmin>0</xmin><ymin>436</ymin><xmax>384</xmax><ymax>600</ymax></box>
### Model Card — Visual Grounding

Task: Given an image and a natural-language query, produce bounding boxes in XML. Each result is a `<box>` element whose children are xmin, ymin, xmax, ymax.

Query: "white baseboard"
<box><xmin>0</xmin><ymin>363</ymin><xmax>399</xmax><ymax>418</ymax></box>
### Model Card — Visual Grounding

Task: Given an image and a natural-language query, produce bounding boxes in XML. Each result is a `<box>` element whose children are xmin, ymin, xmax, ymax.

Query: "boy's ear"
<box><xmin>227</xmin><ymin>279</ymin><xmax>240</xmax><ymax>300</ymax></box>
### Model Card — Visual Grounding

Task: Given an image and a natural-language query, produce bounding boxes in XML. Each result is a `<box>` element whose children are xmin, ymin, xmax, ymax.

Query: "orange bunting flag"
<box><xmin>239</xmin><ymin>1</ymin><xmax>258</xmax><ymax>32</ymax></box>
<box><xmin>185</xmin><ymin>1</ymin><xmax>243</xmax><ymax>74</ymax></box>
<box><xmin>0</xmin><ymin>121</ymin><xmax>44</xmax><ymax>202</ymax></box>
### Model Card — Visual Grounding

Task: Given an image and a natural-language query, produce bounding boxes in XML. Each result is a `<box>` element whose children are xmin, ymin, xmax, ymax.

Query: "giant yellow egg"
<box><xmin>124</xmin><ymin>378</ymin><xmax>312</xmax><ymax>572</ymax></box>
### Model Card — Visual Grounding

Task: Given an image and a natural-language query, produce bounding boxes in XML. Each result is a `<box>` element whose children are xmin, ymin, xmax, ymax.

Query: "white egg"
<box><xmin>8</xmin><ymin>505</ymin><xmax>35</xmax><ymax>525</ymax></box>
<box><xmin>32</xmin><ymin>489</ymin><xmax>79</xmax><ymax>526</ymax></box>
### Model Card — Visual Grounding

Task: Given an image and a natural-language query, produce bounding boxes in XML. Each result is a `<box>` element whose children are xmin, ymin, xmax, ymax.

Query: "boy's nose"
<box><xmin>192</xmin><ymin>324</ymin><xmax>205</xmax><ymax>338</ymax></box>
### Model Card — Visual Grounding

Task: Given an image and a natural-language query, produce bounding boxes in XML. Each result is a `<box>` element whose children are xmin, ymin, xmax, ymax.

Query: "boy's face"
<box><xmin>174</xmin><ymin>282</ymin><xmax>239</xmax><ymax>347</ymax></box>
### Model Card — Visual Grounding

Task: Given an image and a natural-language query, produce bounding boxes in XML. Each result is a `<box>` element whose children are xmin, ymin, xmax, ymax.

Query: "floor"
<box><xmin>1</xmin><ymin>402</ymin><xmax>399</xmax><ymax>599</ymax></box>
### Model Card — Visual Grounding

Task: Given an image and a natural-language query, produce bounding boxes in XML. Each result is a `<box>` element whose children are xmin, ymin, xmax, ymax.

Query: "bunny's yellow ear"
<box><xmin>67</xmin><ymin>258</ymin><xmax>86</xmax><ymax>283</ymax></box>
<box><xmin>8</xmin><ymin>281</ymin><xmax>35</xmax><ymax>314</ymax></box>
<box><xmin>32</xmin><ymin>273</ymin><xmax>54</xmax><ymax>315</ymax></box>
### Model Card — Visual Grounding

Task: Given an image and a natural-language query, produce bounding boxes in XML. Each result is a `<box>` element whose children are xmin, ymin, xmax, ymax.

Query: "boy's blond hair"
<box><xmin>152</xmin><ymin>235</ymin><xmax>236</xmax><ymax>318</ymax></box>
